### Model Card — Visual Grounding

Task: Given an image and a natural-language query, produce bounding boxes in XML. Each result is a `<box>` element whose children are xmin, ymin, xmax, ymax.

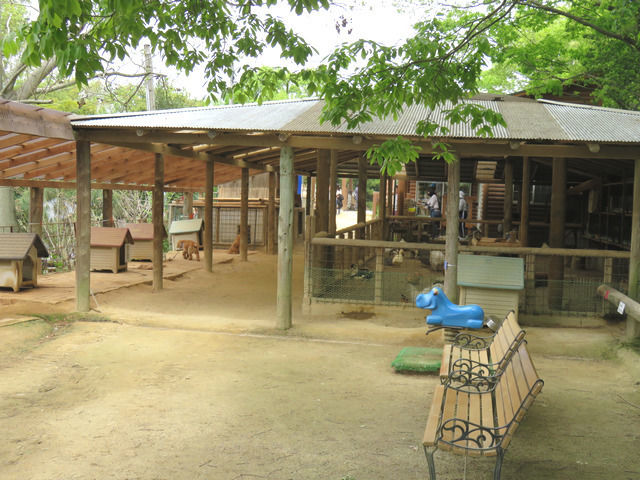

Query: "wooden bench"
<box><xmin>439</xmin><ymin>311</ymin><xmax>526</xmax><ymax>392</ymax></box>
<box><xmin>423</xmin><ymin>341</ymin><xmax>544</xmax><ymax>479</ymax></box>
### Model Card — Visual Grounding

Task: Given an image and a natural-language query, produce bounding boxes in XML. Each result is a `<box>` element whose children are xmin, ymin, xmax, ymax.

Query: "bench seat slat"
<box><xmin>423</xmin><ymin>385</ymin><xmax>445</xmax><ymax>447</ymax></box>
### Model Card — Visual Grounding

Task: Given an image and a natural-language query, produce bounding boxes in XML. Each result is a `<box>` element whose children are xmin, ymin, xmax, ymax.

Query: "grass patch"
<box><xmin>33</xmin><ymin>312</ymin><xmax>118</xmax><ymax>325</ymax></box>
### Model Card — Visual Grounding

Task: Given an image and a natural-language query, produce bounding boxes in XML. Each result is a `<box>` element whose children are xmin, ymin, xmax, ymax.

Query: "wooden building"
<box><xmin>90</xmin><ymin>227</ymin><xmax>134</xmax><ymax>273</ymax></box>
<box><xmin>0</xmin><ymin>233</ymin><xmax>49</xmax><ymax>292</ymax></box>
<box><xmin>125</xmin><ymin>223</ymin><xmax>167</xmax><ymax>261</ymax></box>
<box><xmin>168</xmin><ymin>218</ymin><xmax>204</xmax><ymax>250</ymax></box>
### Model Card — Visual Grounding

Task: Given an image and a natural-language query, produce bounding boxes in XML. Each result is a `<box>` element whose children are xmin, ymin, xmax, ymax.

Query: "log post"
<box><xmin>75</xmin><ymin>140</ymin><xmax>91</xmax><ymax>312</ymax></box>
<box><xmin>204</xmin><ymin>159</ymin><xmax>214</xmax><ymax>272</ymax></box>
<box><xmin>374</xmin><ymin>248</ymin><xmax>383</xmax><ymax>304</ymax></box>
<box><xmin>628</xmin><ymin>158</ymin><xmax>640</xmax><ymax>337</ymax></box>
<box><xmin>519</xmin><ymin>156</ymin><xmax>530</xmax><ymax>247</ymax></box>
<box><xmin>379</xmin><ymin>172</ymin><xmax>387</xmax><ymax>239</ymax></box>
<box><xmin>315</xmin><ymin>150</ymin><xmax>330</xmax><ymax>233</ymax></box>
<box><xmin>549</xmin><ymin>157</ymin><xmax>566</xmax><ymax>310</ymax></box>
<box><xmin>357</xmin><ymin>155</ymin><xmax>367</xmax><ymax>237</ymax></box>
<box><xmin>183</xmin><ymin>192</ymin><xmax>193</xmax><ymax>219</ymax></box>
<box><xmin>29</xmin><ymin>187</ymin><xmax>44</xmax><ymax>236</ymax></box>
<box><xmin>152</xmin><ymin>153</ymin><xmax>164</xmax><ymax>291</ymax></box>
<box><xmin>444</xmin><ymin>158</ymin><xmax>461</xmax><ymax>302</ymax></box>
<box><xmin>277</xmin><ymin>145</ymin><xmax>295</xmax><ymax>329</ymax></box>
<box><xmin>305</xmin><ymin>175</ymin><xmax>312</xmax><ymax>215</ymax></box>
<box><xmin>329</xmin><ymin>150</ymin><xmax>337</xmax><ymax>236</ymax></box>
<box><xmin>240</xmin><ymin>167</ymin><xmax>249</xmax><ymax>261</ymax></box>
<box><xmin>504</xmin><ymin>158</ymin><xmax>513</xmax><ymax>234</ymax></box>
<box><xmin>102</xmin><ymin>189</ymin><xmax>113</xmax><ymax>227</ymax></box>
<box><xmin>397</xmin><ymin>178</ymin><xmax>407</xmax><ymax>216</ymax></box>
<box><xmin>267</xmin><ymin>170</ymin><xmax>277</xmax><ymax>254</ymax></box>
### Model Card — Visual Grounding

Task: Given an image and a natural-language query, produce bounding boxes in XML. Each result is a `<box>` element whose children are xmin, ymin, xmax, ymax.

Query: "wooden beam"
<box><xmin>316</xmin><ymin>150</ymin><xmax>330</xmax><ymax>233</ymax></box>
<box><xmin>102</xmin><ymin>189</ymin><xmax>113</xmax><ymax>227</ymax></box>
<box><xmin>549</xmin><ymin>157</ymin><xmax>566</xmax><ymax>309</ymax></box>
<box><xmin>0</xmin><ymin>100</ymin><xmax>74</xmax><ymax>140</ymax></box>
<box><xmin>0</xmin><ymin>178</ymin><xmax>203</xmax><ymax>192</ymax></box>
<box><xmin>267</xmin><ymin>170</ymin><xmax>277</xmax><ymax>254</ymax></box>
<box><xmin>153</xmin><ymin>153</ymin><xmax>164</xmax><ymax>291</ymax></box>
<box><xmin>75</xmin><ymin>140</ymin><xmax>91</xmax><ymax>312</ymax></box>
<box><xmin>444</xmin><ymin>158</ymin><xmax>460</xmax><ymax>302</ymax></box>
<box><xmin>519</xmin><ymin>157</ymin><xmax>530</xmax><ymax>247</ymax></box>
<box><xmin>628</xmin><ymin>158</ymin><xmax>640</xmax><ymax>336</ymax></box>
<box><xmin>277</xmin><ymin>145</ymin><xmax>295</xmax><ymax>329</ymax></box>
<box><xmin>329</xmin><ymin>150</ymin><xmax>337</xmax><ymax>236</ymax></box>
<box><xmin>29</xmin><ymin>187</ymin><xmax>43</xmax><ymax>236</ymax></box>
<box><xmin>504</xmin><ymin>158</ymin><xmax>513</xmax><ymax>232</ymax></box>
<box><xmin>0</xmin><ymin>137</ymin><xmax>68</xmax><ymax>162</ymax></box>
<box><xmin>569</xmin><ymin>177</ymin><xmax>602</xmax><ymax>195</ymax></box>
<box><xmin>204</xmin><ymin>160</ymin><xmax>214</xmax><ymax>272</ymax></box>
<box><xmin>240</xmin><ymin>167</ymin><xmax>249</xmax><ymax>261</ymax></box>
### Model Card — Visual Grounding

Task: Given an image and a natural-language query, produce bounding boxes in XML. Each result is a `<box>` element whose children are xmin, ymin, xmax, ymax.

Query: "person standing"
<box><xmin>458</xmin><ymin>190</ymin><xmax>468</xmax><ymax>239</ymax></box>
<box><xmin>426</xmin><ymin>189</ymin><xmax>441</xmax><ymax>236</ymax></box>
<box><xmin>336</xmin><ymin>189</ymin><xmax>344</xmax><ymax>215</ymax></box>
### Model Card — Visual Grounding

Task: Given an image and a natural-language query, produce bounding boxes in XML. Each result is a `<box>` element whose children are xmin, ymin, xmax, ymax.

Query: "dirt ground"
<box><xmin>1</xmin><ymin>246</ymin><xmax>639</xmax><ymax>480</ymax></box>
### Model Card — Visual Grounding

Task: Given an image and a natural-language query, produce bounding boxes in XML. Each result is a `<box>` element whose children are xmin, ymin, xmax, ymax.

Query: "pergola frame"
<box><xmin>0</xmin><ymin>98</ymin><xmax>638</xmax><ymax>336</ymax></box>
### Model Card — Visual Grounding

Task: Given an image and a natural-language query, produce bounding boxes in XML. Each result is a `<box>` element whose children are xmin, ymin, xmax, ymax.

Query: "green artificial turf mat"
<box><xmin>391</xmin><ymin>347</ymin><xmax>442</xmax><ymax>373</ymax></box>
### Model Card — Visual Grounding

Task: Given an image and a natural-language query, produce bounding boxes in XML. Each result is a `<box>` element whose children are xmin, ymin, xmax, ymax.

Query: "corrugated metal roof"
<box><xmin>71</xmin><ymin>97</ymin><xmax>640</xmax><ymax>143</ymax></box>
<box><xmin>91</xmin><ymin>227</ymin><xmax>134</xmax><ymax>248</ymax></box>
<box><xmin>125</xmin><ymin>223</ymin><xmax>166</xmax><ymax>241</ymax></box>
<box><xmin>168</xmin><ymin>218</ymin><xmax>204</xmax><ymax>235</ymax></box>
<box><xmin>0</xmin><ymin>233</ymin><xmax>49</xmax><ymax>260</ymax></box>
<box><xmin>457</xmin><ymin>254</ymin><xmax>524</xmax><ymax>290</ymax></box>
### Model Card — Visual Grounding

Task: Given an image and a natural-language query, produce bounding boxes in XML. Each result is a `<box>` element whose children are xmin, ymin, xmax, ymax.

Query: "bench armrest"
<box><xmin>441</xmin><ymin>358</ymin><xmax>502</xmax><ymax>393</ymax></box>
<box><xmin>438</xmin><ymin>417</ymin><xmax>506</xmax><ymax>452</ymax></box>
<box><xmin>452</xmin><ymin>331</ymin><xmax>496</xmax><ymax>350</ymax></box>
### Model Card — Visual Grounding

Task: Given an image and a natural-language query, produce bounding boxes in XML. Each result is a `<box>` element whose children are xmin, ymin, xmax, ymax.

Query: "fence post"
<box><xmin>603</xmin><ymin>257</ymin><xmax>613</xmax><ymax>314</ymax></box>
<box><xmin>375</xmin><ymin>248</ymin><xmax>384</xmax><ymax>304</ymax></box>
<box><xmin>525</xmin><ymin>254</ymin><xmax>536</xmax><ymax>312</ymax></box>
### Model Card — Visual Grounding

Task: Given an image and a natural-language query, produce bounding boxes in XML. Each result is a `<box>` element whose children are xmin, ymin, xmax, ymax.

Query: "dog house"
<box><xmin>90</xmin><ymin>227</ymin><xmax>134</xmax><ymax>273</ymax></box>
<box><xmin>169</xmin><ymin>218</ymin><xmax>204</xmax><ymax>250</ymax></box>
<box><xmin>125</xmin><ymin>223</ymin><xmax>167</xmax><ymax>261</ymax></box>
<box><xmin>457</xmin><ymin>254</ymin><xmax>524</xmax><ymax>320</ymax></box>
<box><xmin>0</xmin><ymin>233</ymin><xmax>49</xmax><ymax>292</ymax></box>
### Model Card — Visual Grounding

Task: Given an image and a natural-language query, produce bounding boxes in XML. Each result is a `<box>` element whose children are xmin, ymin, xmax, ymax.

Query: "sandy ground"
<box><xmin>1</xmin><ymin>241</ymin><xmax>639</xmax><ymax>479</ymax></box>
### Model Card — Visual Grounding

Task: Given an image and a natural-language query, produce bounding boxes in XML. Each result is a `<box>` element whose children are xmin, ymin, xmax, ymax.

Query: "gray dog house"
<box><xmin>0</xmin><ymin>233</ymin><xmax>49</xmax><ymax>292</ymax></box>
<box><xmin>457</xmin><ymin>254</ymin><xmax>525</xmax><ymax>320</ymax></box>
<box><xmin>169</xmin><ymin>218</ymin><xmax>204</xmax><ymax>250</ymax></box>
<box><xmin>90</xmin><ymin>227</ymin><xmax>134</xmax><ymax>273</ymax></box>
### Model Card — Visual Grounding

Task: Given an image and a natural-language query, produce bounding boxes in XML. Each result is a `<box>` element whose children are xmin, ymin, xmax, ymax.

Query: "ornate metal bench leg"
<box><xmin>423</xmin><ymin>446</ymin><xmax>437</xmax><ymax>480</ymax></box>
<box><xmin>493</xmin><ymin>447</ymin><xmax>505</xmax><ymax>480</ymax></box>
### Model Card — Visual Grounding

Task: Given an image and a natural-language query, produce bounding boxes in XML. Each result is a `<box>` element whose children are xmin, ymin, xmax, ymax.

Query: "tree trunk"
<box><xmin>0</xmin><ymin>187</ymin><xmax>17</xmax><ymax>231</ymax></box>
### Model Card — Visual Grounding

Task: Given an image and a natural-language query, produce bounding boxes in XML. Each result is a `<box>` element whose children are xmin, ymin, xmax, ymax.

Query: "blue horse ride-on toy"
<box><xmin>416</xmin><ymin>286</ymin><xmax>484</xmax><ymax>334</ymax></box>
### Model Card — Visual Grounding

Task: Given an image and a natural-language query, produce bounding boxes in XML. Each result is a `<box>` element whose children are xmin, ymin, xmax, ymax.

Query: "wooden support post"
<box><xmin>549</xmin><ymin>157</ymin><xmax>566</xmax><ymax>309</ymax></box>
<box><xmin>29</xmin><ymin>187</ymin><xmax>43</xmax><ymax>236</ymax></box>
<box><xmin>519</xmin><ymin>156</ymin><xmax>530</xmax><ymax>247</ymax></box>
<box><xmin>315</xmin><ymin>150</ymin><xmax>330</xmax><ymax>233</ymax></box>
<box><xmin>525</xmin><ymin>254</ymin><xmax>536</xmax><ymax>311</ymax></box>
<box><xmin>329</xmin><ymin>150</ymin><xmax>337</xmax><ymax>236</ymax></box>
<box><xmin>215</xmin><ymin>206</ymin><xmax>221</xmax><ymax>244</ymax></box>
<box><xmin>379</xmin><ymin>172</ymin><xmax>387</xmax><ymax>239</ymax></box>
<box><xmin>305</xmin><ymin>175</ymin><xmax>312</xmax><ymax>215</ymax></box>
<box><xmin>75</xmin><ymin>140</ymin><xmax>91</xmax><ymax>312</ymax></box>
<box><xmin>152</xmin><ymin>153</ymin><xmax>164</xmax><ymax>291</ymax></box>
<box><xmin>267</xmin><ymin>170</ymin><xmax>277</xmax><ymax>254</ymax></box>
<box><xmin>183</xmin><ymin>192</ymin><xmax>193</xmax><ymax>219</ymax></box>
<box><xmin>102</xmin><ymin>189</ymin><xmax>113</xmax><ymax>227</ymax></box>
<box><xmin>277</xmin><ymin>146</ymin><xmax>295</xmax><ymax>329</ymax></box>
<box><xmin>397</xmin><ymin>178</ymin><xmax>407</xmax><ymax>216</ymax></box>
<box><xmin>628</xmin><ymin>159</ymin><xmax>640</xmax><ymax>337</ymax></box>
<box><xmin>204</xmin><ymin>159</ymin><xmax>214</xmax><ymax>272</ymax></box>
<box><xmin>374</xmin><ymin>248</ymin><xmax>384</xmax><ymax>304</ymax></box>
<box><xmin>357</xmin><ymin>155</ymin><xmax>367</xmax><ymax>237</ymax></box>
<box><xmin>387</xmin><ymin>177</ymin><xmax>394</xmax><ymax>216</ymax></box>
<box><xmin>444</xmin><ymin>158</ymin><xmax>460</xmax><ymax>303</ymax></box>
<box><xmin>504</xmin><ymin>158</ymin><xmax>513</xmax><ymax>234</ymax></box>
<box><xmin>240</xmin><ymin>167</ymin><xmax>249</xmax><ymax>261</ymax></box>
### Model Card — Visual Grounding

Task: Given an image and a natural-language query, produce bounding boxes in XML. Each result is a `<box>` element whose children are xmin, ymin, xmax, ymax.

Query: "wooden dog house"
<box><xmin>90</xmin><ymin>227</ymin><xmax>134</xmax><ymax>273</ymax></box>
<box><xmin>457</xmin><ymin>254</ymin><xmax>524</xmax><ymax>320</ymax></box>
<box><xmin>0</xmin><ymin>233</ymin><xmax>49</xmax><ymax>292</ymax></box>
<box><xmin>125</xmin><ymin>223</ymin><xmax>167</xmax><ymax>261</ymax></box>
<box><xmin>169</xmin><ymin>218</ymin><xmax>204</xmax><ymax>250</ymax></box>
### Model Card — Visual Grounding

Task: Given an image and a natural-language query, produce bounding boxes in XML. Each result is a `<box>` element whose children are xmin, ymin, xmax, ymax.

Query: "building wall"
<box><xmin>91</xmin><ymin>247</ymin><xmax>118</xmax><ymax>273</ymax></box>
<box><xmin>459</xmin><ymin>287</ymin><xmax>519</xmax><ymax>321</ymax></box>
<box><xmin>0</xmin><ymin>260</ymin><xmax>19</xmax><ymax>292</ymax></box>
<box><xmin>129</xmin><ymin>240</ymin><xmax>154</xmax><ymax>261</ymax></box>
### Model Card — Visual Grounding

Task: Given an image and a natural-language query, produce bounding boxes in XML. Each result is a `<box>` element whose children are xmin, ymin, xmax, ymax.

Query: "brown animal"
<box><xmin>227</xmin><ymin>234</ymin><xmax>241</xmax><ymax>254</ymax></box>
<box><xmin>176</xmin><ymin>239</ymin><xmax>200</xmax><ymax>261</ymax></box>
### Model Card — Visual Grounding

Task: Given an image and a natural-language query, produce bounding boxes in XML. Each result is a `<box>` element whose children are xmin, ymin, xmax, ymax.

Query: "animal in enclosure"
<box><xmin>470</xmin><ymin>228</ymin><xmax>482</xmax><ymax>246</ymax></box>
<box><xmin>350</xmin><ymin>264</ymin><xmax>373</xmax><ymax>280</ymax></box>
<box><xmin>416</xmin><ymin>286</ymin><xmax>484</xmax><ymax>329</ymax></box>
<box><xmin>392</xmin><ymin>249</ymin><xmax>405</xmax><ymax>266</ymax></box>
<box><xmin>506</xmin><ymin>229</ymin><xmax>519</xmax><ymax>243</ymax></box>
<box><xmin>429</xmin><ymin>250</ymin><xmax>445</xmax><ymax>271</ymax></box>
<box><xmin>177</xmin><ymin>239</ymin><xmax>200</xmax><ymax>261</ymax></box>
<box><xmin>228</xmin><ymin>234</ymin><xmax>241</xmax><ymax>254</ymax></box>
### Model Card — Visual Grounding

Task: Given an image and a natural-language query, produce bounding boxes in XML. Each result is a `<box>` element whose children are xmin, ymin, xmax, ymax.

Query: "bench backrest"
<box><xmin>494</xmin><ymin>342</ymin><xmax>544</xmax><ymax>450</ymax></box>
<box><xmin>488</xmin><ymin>310</ymin><xmax>526</xmax><ymax>370</ymax></box>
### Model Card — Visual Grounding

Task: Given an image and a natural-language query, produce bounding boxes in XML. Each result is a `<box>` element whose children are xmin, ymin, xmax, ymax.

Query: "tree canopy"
<box><xmin>14</xmin><ymin>0</ymin><xmax>640</xmax><ymax>173</ymax></box>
